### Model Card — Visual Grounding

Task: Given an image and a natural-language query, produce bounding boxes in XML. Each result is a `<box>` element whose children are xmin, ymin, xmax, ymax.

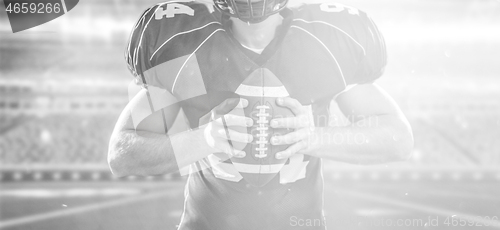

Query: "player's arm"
<box><xmin>108</xmin><ymin>4</ymin><xmax>213</xmax><ymax>177</ymax></box>
<box><xmin>107</xmin><ymin>90</ymin><xmax>209</xmax><ymax>177</ymax></box>
<box><xmin>316</xmin><ymin>84</ymin><xmax>413</xmax><ymax>163</ymax></box>
<box><xmin>269</xmin><ymin>82</ymin><xmax>412</xmax><ymax>163</ymax></box>
<box><xmin>270</xmin><ymin>85</ymin><xmax>413</xmax><ymax>164</ymax></box>
<box><xmin>108</xmin><ymin>90</ymin><xmax>253</xmax><ymax>177</ymax></box>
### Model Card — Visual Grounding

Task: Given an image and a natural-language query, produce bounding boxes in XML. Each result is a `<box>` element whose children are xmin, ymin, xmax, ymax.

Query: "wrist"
<box><xmin>190</xmin><ymin>126</ymin><xmax>219</xmax><ymax>156</ymax></box>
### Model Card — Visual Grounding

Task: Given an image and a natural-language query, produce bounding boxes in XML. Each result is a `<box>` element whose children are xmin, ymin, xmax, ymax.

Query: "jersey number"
<box><xmin>155</xmin><ymin>3</ymin><xmax>194</xmax><ymax>20</ymax></box>
<box><xmin>320</xmin><ymin>3</ymin><xmax>359</xmax><ymax>15</ymax></box>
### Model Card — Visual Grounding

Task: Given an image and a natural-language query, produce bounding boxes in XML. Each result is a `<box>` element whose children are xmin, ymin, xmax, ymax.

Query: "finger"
<box><xmin>276</xmin><ymin>97</ymin><xmax>302</xmax><ymax>115</ymax></box>
<box><xmin>270</xmin><ymin>116</ymin><xmax>311</xmax><ymax>129</ymax></box>
<box><xmin>271</xmin><ymin>128</ymin><xmax>310</xmax><ymax>145</ymax></box>
<box><xmin>225</xmin><ymin>114</ymin><xmax>253</xmax><ymax>127</ymax></box>
<box><xmin>214</xmin><ymin>114</ymin><xmax>253</xmax><ymax>127</ymax></box>
<box><xmin>275</xmin><ymin>141</ymin><xmax>307</xmax><ymax>159</ymax></box>
<box><xmin>270</xmin><ymin>116</ymin><xmax>295</xmax><ymax>129</ymax></box>
<box><xmin>212</xmin><ymin>138</ymin><xmax>246</xmax><ymax>158</ymax></box>
<box><xmin>204</xmin><ymin>122</ymin><xmax>246</xmax><ymax>158</ymax></box>
<box><xmin>215</xmin><ymin>127</ymin><xmax>253</xmax><ymax>143</ymax></box>
<box><xmin>213</xmin><ymin>98</ymin><xmax>240</xmax><ymax>116</ymax></box>
<box><xmin>225</xmin><ymin>146</ymin><xmax>247</xmax><ymax>158</ymax></box>
<box><xmin>213</xmin><ymin>98</ymin><xmax>248</xmax><ymax>114</ymax></box>
<box><xmin>229</xmin><ymin>149</ymin><xmax>247</xmax><ymax>158</ymax></box>
<box><xmin>237</xmin><ymin>98</ymin><xmax>249</xmax><ymax>109</ymax></box>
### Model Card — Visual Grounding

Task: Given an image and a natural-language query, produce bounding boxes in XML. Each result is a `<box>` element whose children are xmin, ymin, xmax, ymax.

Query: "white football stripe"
<box><xmin>232</xmin><ymin>162</ymin><xmax>284</xmax><ymax>174</ymax></box>
<box><xmin>235</xmin><ymin>85</ymin><xmax>290</xmax><ymax>98</ymax></box>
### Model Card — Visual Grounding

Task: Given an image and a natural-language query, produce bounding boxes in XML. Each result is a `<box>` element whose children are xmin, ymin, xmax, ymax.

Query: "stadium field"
<box><xmin>0</xmin><ymin>180</ymin><xmax>185</xmax><ymax>230</ymax></box>
<box><xmin>1</xmin><ymin>171</ymin><xmax>500</xmax><ymax>230</ymax></box>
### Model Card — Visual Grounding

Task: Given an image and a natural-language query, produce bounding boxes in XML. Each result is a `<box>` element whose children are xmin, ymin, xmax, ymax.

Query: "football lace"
<box><xmin>255</xmin><ymin>104</ymin><xmax>270</xmax><ymax>158</ymax></box>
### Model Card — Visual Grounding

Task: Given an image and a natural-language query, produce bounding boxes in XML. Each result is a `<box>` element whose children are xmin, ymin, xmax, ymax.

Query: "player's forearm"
<box><xmin>306</xmin><ymin>115</ymin><xmax>413</xmax><ymax>164</ymax></box>
<box><xmin>108</xmin><ymin>128</ymin><xmax>211</xmax><ymax>177</ymax></box>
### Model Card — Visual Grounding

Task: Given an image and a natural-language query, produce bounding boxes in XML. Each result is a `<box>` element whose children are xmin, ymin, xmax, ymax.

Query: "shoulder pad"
<box><xmin>125</xmin><ymin>1</ymin><xmax>220</xmax><ymax>85</ymax></box>
<box><xmin>290</xmin><ymin>1</ymin><xmax>387</xmax><ymax>85</ymax></box>
<box><xmin>292</xmin><ymin>1</ymin><xmax>370</xmax><ymax>26</ymax></box>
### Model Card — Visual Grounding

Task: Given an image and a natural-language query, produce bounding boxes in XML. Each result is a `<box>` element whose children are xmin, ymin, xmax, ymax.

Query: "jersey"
<box><xmin>125</xmin><ymin>1</ymin><xmax>386</xmax><ymax>230</ymax></box>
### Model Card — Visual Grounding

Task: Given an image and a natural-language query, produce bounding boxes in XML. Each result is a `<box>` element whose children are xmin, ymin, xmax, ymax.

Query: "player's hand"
<box><xmin>269</xmin><ymin>97</ymin><xmax>316</xmax><ymax>159</ymax></box>
<box><xmin>203</xmin><ymin>98</ymin><xmax>253</xmax><ymax>159</ymax></box>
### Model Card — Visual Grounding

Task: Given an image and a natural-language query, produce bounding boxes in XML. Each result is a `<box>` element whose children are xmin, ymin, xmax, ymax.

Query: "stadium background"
<box><xmin>0</xmin><ymin>0</ymin><xmax>499</xmax><ymax>229</ymax></box>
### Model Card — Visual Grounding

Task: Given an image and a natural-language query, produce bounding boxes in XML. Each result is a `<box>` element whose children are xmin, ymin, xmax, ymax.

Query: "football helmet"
<box><xmin>214</xmin><ymin>0</ymin><xmax>288</xmax><ymax>24</ymax></box>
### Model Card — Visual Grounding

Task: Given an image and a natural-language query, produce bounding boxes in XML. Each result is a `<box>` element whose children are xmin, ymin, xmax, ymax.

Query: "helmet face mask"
<box><xmin>214</xmin><ymin>0</ymin><xmax>288</xmax><ymax>24</ymax></box>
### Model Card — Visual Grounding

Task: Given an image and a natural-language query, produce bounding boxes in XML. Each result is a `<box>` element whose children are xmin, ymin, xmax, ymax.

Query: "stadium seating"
<box><xmin>0</xmin><ymin>114</ymin><xmax>116</xmax><ymax>165</ymax></box>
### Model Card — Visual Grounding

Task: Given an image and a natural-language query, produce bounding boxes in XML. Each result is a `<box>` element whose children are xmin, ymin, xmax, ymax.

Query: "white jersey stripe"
<box><xmin>150</xmin><ymin>21</ymin><xmax>222</xmax><ymax>61</ymax></box>
<box><xmin>133</xmin><ymin>6</ymin><xmax>155</xmax><ymax>30</ymax></box>
<box><xmin>293</xmin><ymin>18</ymin><xmax>366</xmax><ymax>56</ymax></box>
<box><xmin>128</xmin><ymin>6</ymin><xmax>155</xmax><ymax>65</ymax></box>
<box><xmin>60</xmin><ymin>0</ymin><xmax>67</xmax><ymax>13</ymax></box>
<box><xmin>128</xmin><ymin>1</ymin><xmax>205</xmax><ymax>77</ymax></box>
<box><xmin>291</xmin><ymin>25</ymin><xmax>347</xmax><ymax>88</ymax></box>
<box><xmin>130</xmin><ymin>6</ymin><xmax>158</xmax><ymax>69</ymax></box>
<box><xmin>133</xmin><ymin>5</ymin><xmax>160</xmax><ymax>71</ymax></box>
<box><xmin>171</xmin><ymin>28</ymin><xmax>225</xmax><ymax>93</ymax></box>
<box><xmin>133</xmin><ymin>2</ymin><xmax>173</xmax><ymax>70</ymax></box>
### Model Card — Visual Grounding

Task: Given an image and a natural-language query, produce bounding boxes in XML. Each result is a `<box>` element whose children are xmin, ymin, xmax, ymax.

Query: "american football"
<box><xmin>227</xmin><ymin>68</ymin><xmax>295</xmax><ymax>187</ymax></box>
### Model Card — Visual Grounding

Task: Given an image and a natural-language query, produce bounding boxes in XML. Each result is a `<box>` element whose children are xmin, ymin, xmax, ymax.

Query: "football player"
<box><xmin>108</xmin><ymin>0</ymin><xmax>414</xmax><ymax>229</ymax></box>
